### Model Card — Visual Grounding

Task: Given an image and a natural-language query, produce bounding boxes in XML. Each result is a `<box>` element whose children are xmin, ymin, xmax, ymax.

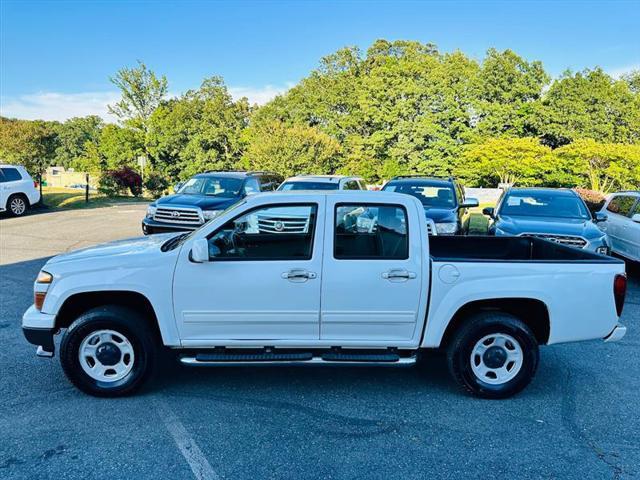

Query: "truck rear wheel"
<box><xmin>60</xmin><ymin>306</ymin><xmax>157</xmax><ymax>397</ymax></box>
<box><xmin>447</xmin><ymin>312</ymin><xmax>539</xmax><ymax>399</ymax></box>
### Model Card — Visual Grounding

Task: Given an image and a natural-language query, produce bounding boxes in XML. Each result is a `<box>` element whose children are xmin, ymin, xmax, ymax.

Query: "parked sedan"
<box><xmin>599</xmin><ymin>191</ymin><xmax>640</xmax><ymax>262</ymax></box>
<box><xmin>483</xmin><ymin>188</ymin><xmax>610</xmax><ymax>254</ymax></box>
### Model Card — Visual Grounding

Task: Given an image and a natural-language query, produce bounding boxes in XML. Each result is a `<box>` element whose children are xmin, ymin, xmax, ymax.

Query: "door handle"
<box><xmin>382</xmin><ymin>269</ymin><xmax>416</xmax><ymax>280</ymax></box>
<box><xmin>282</xmin><ymin>269</ymin><xmax>317</xmax><ymax>281</ymax></box>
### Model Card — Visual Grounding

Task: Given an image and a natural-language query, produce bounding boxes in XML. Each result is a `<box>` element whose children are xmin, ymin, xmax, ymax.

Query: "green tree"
<box><xmin>242</xmin><ymin>120</ymin><xmax>341</xmax><ymax>177</ymax></box>
<box><xmin>54</xmin><ymin>115</ymin><xmax>103</xmax><ymax>168</ymax></box>
<box><xmin>553</xmin><ymin>139</ymin><xmax>640</xmax><ymax>192</ymax></box>
<box><xmin>458</xmin><ymin>137</ymin><xmax>553</xmax><ymax>187</ymax></box>
<box><xmin>473</xmin><ymin>48</ymin><xmax>549</xmax><ymax>138</ymax></box>
<box><xmin>98</xmin><ymin>124</ymin><xmax>144</xmax><ymax>169</ymax></box>
<box><xmin>0</xmin><ymin>117</ymin><xmax>58</xmax><ymax>181</ymax></box>
<box><xmin>536</xmin><ymin>68</ymin><xmax>640</xmax><ymax>147</ymax></box>
<box><xmin>147</xmin><ymin>77</ymin><xmax>249</xmax><ymax>180</ymax></box>
<box><xmin>108</xmin><ymin>61</ymin><xmax>168</xmax><ymax>134</ymax></box>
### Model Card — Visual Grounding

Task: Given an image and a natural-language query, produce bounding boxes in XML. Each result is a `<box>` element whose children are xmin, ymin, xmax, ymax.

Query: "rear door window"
<box><xmin>343</xmin><ymin>180</ymin><xmax>360</xmax><ymax>190</ymax></box>
<box><xmin>334</xmin><ymin>204</ymin><xmax>408</xmax><ymax>259</ymax></box>
<box><xmin>0</xmin><ymin>168</ymin><xmax>23</xmax><ymax>182</ymax></box>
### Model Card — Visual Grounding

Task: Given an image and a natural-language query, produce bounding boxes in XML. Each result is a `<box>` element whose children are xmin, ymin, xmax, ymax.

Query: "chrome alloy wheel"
<box><xmin>78</xmin><ymin>330</ymin><xmax>135</xmax><ymax>382</ymax></box>
<box><xmin>10</xmin><ymin>197</ymin><xmax>26</xmax><ymax>215</ymax></box>
<box><xmin>470</xmin><ymin>333</ymin><xmax>523</xmax><ymax>385</ymax></box>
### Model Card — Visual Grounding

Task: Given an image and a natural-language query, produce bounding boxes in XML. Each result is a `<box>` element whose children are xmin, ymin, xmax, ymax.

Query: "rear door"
<box><xmin>320</xmin><ymin>196</ymin><xmax>425</xmax><ymax>345</ymax></box>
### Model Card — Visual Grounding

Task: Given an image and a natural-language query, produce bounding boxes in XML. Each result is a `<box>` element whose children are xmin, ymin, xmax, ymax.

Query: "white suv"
<box><xmin>599</xmin><ymin>191</ymin><xmax>640</xmax><ymax>262</ymax></box>
<box><xmin>278</xmin><ymin>175</ymin><xmax>366</xmax><ymax>191</ymax></box>
<box><xmin>0</xmin><ymin>164</ymin><xmax>41</xmax><ymax>216</ymax></box>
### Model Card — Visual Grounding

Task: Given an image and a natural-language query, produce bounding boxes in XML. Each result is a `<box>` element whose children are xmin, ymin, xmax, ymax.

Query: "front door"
<box><xmin>320</xmin><ymin>198</ymin><xmax>425</xmax><ymax>344</ymax></box>
<box><xmin>173</xmin><ymin>201</ymin><xmax>325</xmax><ymax>343</ymax></box>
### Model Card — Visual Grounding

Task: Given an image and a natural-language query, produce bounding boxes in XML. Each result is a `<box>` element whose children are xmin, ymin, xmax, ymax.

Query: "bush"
<box><xmin>143</xmin><ymin>171</ymin><xmax>169</xmax><ymax>198</ymax></box>
<box><xmin>575</xmin><ymin>188</ymin><xmax>606</xmax><ymax>213</ymax></box>
<box><xmin>98</xmin><ymin>166</ymin><xmax>142</xmax><ymax>197</ymax></box>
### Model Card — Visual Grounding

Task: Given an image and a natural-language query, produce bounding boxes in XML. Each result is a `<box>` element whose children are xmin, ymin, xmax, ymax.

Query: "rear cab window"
<box><xmin>334</xmin><ymin>203</ymin><xmax>408</xmax><ymax>259</ymax></box>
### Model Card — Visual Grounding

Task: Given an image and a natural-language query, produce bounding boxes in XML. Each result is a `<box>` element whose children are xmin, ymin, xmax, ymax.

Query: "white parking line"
<box><xmin>152</xmin><ymin>397</ymin><xmax>220</xmax><ymax>480</ymax></box>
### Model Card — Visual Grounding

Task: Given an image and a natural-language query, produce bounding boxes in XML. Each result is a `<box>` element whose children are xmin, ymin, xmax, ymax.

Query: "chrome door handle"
<box><xmin>382</xmin><ymin>269</ymin><xmax>416</xmax><ymax>280</ymax></box>
<box><xmin>282</xmin><ymin>269</ymin><xmax>317</xmax><ymax>281</ymax></box>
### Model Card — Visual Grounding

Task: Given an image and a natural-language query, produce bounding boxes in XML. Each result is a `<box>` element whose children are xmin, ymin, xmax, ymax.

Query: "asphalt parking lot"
<box><xmin>1</xmin><ymin>205</ymin><xmax>639</xmax><ymax>480</ymax></box>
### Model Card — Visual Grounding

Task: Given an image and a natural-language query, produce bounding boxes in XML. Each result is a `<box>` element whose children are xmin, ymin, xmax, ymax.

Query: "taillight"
<box><xmin>614</xmin><ymin>274</ymin><xmax>627</xmax><ymax>317</ymax></box>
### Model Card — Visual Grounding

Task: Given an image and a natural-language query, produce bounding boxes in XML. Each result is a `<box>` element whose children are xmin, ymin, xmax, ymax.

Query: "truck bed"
<box><xmin>429</xmin><ymin>236</ymin><xmax>624</xmax><ymax>263</ymax></box>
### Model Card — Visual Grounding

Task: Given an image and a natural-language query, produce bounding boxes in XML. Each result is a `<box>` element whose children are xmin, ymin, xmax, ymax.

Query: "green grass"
<box><xmin>41</xmin><ymin>187</ymin><xmax>149</xmax><ymax>210</ymax></box>
<box><xmin>467</xmin><ymin>202</ymin><xmax>493</xmax><ymax>235</ymax></box>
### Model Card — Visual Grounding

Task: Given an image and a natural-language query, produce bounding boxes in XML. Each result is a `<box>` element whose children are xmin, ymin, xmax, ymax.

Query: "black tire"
<box><xmin>60</xmin><ymin>305</ymin><xmax>157</xmax><ymax>397</ymax></box>
<box><xmin>447</xmin><ymin>312</ymin><xmax>539</xmax><ymax>399</ymax></box>
<box><xmin>7</xmin><ymin>194</ymin><xmax>29</xmax><ymax>217</ymax></box>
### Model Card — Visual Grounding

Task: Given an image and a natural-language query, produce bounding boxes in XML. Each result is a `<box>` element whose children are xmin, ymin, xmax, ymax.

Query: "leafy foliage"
<box><xmin>1</xmin><ymin>42</ymin><xmax>639</xmax><ymax>194</ymax></box>
<box><xmin>98</xmin><ymin>166</ymin><xmax>142</xmax><ymax>197</ymax></box>
<box><xmin>242</xmin><ymin>121</ymin><xmax>341</xmax><ymax>176</ymax></box>
<box><xmin>143</xmin><ymin>171</ymin><xmax>170</xmax><ymax>197</ymax></box>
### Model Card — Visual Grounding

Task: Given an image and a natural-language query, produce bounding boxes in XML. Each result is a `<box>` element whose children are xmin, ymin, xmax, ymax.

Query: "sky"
<box><xmin>1</xmin><ymin>0</ymin><xmax>639</xmax><ymax>122</ymax></box>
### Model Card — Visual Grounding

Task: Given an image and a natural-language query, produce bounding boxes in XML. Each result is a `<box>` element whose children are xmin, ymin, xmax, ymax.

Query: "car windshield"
<box><xmin>383</xmin><ymin>183</ymin><xmax>456</xmax><ymax>208</ymax></box>
<box><xmin>279</xmin><ymin>181</ymin><xmax>339</xmax><ymax>191</ymax></box>
<box><xmin>499</xmin><ymin>192</ymin><xmax>590</xmax><ymax>219</ymax></box>
<box><xmin>178</xmin><ymin>176</ymin><xmax>244</xmax><ymax>197</ymax></box>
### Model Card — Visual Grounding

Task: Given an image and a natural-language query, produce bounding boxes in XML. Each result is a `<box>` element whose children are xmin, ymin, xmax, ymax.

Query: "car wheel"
<box><xmin>60</xmin><ymin>305</ymin><xmax>157</xmax><ymax>397</ymax></box>
<box><xmin>447</xmin><ymin>312</ymin><xmax>539</xmax><ymax>399</ymax></box>
<box><xmin>8</xmin><ymin>194</ymin><xmax>28</xmax><ymax>216</ymax></box>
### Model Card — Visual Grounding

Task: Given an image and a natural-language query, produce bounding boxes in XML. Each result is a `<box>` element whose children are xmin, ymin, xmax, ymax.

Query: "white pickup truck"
<box><xmin>23</xmin><ymin>191</ymin><xmax>628</xmax><ymax>399</ymax></box>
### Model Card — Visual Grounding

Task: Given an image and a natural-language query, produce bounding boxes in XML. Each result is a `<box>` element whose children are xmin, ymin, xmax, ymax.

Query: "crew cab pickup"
<box><xmin>22</xmin><ymin>191</ymin><xmax>628</xmax><ymax>399</ymax></box>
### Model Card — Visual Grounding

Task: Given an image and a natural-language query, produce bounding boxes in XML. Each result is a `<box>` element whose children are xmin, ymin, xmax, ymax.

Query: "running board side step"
<box><xmin>180</xmin><ymin>352</ymin><xmax>417</xmax><ymax>367</ymax></box>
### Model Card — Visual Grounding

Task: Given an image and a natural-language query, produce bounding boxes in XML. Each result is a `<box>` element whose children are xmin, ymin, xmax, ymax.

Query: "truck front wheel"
<box><xmin>60</xmin><ymin>306</ymin><xmax>157</xmax><ymax>397</ymax></box>
<box><xmin>447</xmin><ymin>312</ymin><xmax>539</xmax><ymax>399</ymax></box>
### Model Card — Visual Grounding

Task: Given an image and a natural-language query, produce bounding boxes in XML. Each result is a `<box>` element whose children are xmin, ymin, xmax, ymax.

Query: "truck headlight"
<box><xmin>435</xmin><ymin>222</ymin><xmax>458</xmax><ymax>235</ymax></box>
<box><xmin>202</xmin><ymin>210</ymin><xmax>222</xmax><ymax>221</ymax></box>
<box><xmin>146</xmin><ymin>205</ymin><xmax>157</xmax><ymax>218</ymax></box>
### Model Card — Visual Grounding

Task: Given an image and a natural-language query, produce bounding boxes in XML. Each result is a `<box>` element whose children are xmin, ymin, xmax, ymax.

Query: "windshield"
<box><xmin>162</xmin><ymin>200</ymin><xmax>247</xmax><ymax>251</ymax></box>
<box><xmin>499</xmin><ymin>192</ymin><xmax>590</xmax><ymax>219</ymax></box>
<box><xmin>279</xmin><ymin>181</ymin><xmax>339</xmax><ymax>191</ymax></box>
<box><xmin>383</xmin><ymin>183</ymin><xmax>456</xmax><ymax>208</ymax></box>
<box><xmin>178</xmin><ymin>176</ymin><xmax>244</xmax><ymax>197</ymax></box>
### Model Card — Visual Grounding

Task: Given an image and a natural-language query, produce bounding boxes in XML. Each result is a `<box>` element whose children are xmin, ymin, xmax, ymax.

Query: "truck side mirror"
<box><xmin>594</xmin><ymin>212</ymin><xmax>608</xmax><ymax>223</ymax></box>
<box><xmin>482</xmin><ymin>207</ymin><xmax>495</xmax><ymax>218</ymax></box>
<box><xmin>632</xmin><ymin>214</ymin><xmax>640</xmax><ymax>223</ymax></box>
<box><xmin>461</xmin><ymin>198</ymin><xmax>479</xmax><ymax>208</ymax></box>
<box><xmin>191</xmin><ymin>238</ymin><xmax>210</xmax><ymax>263</ymax></box>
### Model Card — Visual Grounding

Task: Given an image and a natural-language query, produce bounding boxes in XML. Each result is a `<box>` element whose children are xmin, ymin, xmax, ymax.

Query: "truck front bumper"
<box><xmin>604</xmin><ymin>323</ymin><xmax>627</xmax><ymax>342</ymax></box>
<box><xmin>22</xmin><ymin>305</ymin><xmax>57</xmax><ymax>356</ymax></box>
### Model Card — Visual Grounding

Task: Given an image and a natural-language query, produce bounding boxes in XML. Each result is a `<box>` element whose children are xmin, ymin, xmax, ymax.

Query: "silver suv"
<box><xmin>278</xmin><ymin>175</ymin><xmax>366</xmax><ymax>191</ymax></box>
<box><xmin>599</xmin><ymin>191</ymin><xmax>640</xmax><ymax>262</ymax></box>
